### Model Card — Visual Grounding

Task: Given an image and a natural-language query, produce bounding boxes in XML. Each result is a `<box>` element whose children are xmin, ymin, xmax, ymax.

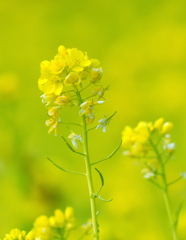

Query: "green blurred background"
<box><xmin>0</xmin><ymin>0</ymin><xmax>186</xmax><ymax>239</ymax></box>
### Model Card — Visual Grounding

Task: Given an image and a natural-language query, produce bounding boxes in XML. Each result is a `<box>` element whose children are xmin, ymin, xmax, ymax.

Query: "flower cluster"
<box><xmin>122</xmin><ymin>118</ymin><xmax>174</xmax><ymax>158</ymax></box>
<box><xmin>1</xmin><ymin>207</ymin><xmax>95</xmax><ymax>240</ymax></box>
<box><xmin>38</xmin><ymin>45</ymin><xmax>106</xmax><ymax>135</ymax></box>
<box><xmin>122</xmin><ymin>118</ymin><xmax>176</xmax><ymax>180</ymax></box>
<box><xmin>1</xmin><ymin>229</ymin><xmax>36</xmax><ymax>240</ymax></box>
<box><xmin>32</xmin><ymin>207</ymin><xmax>75</xmax><ymax>240</ymax></box>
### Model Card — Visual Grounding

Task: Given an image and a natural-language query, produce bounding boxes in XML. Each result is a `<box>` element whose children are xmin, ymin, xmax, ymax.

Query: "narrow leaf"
<box><xmin>95</xmin><ymin>194</ymin><xmax>113</xmax><ymax>202</ymax></box>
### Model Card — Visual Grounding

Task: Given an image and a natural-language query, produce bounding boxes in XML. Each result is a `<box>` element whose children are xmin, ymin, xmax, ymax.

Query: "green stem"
<box><xmin>76</xmin><ymin>88</ymin><xmax>99</xmax><ymax>240</ymax></box>
<box><xmin>149</xmin><ymin>139</ymin><xmax>178</xmax><ymax>240</ymax></box>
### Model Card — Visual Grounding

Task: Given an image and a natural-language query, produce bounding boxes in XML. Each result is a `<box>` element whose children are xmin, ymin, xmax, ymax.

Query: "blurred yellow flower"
<box><xmin>2</xmin><ymin>229</ymin><xmax>36</xmax><ymax>240</ymax></box>
<box><xmin>161</xmin><ymin>122</ymin><xmax>173</xmax><ymax>135</ymax></box>
<box><xmin>49</xmin><ymin>209</ymin><xmax>65</xmax><ymax>228</ymax></box>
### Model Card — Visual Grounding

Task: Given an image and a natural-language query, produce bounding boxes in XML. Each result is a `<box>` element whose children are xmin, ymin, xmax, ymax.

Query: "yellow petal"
<box><xmin>38</xmin><ymin>78</ymin><xmax>48</xmax><ymax>85</ymax></box>
<box><xmin>54</xmin><ymin>83</ymin><xmax>63</xmax><ymax>95</ymax></box>
<box><xmin>72</xmin><ymin>66</ymin><xmax>84</xmax><ymax>72</ymax></box>
<box><xmin>90</xmin><ymin>58</ymin><xmax>100</xmax><ymax>67</ymax></box>
<box><xmin>79</xmin><ymin>59</ymin><xmax>91</xmax><ymax>67</ymax></box>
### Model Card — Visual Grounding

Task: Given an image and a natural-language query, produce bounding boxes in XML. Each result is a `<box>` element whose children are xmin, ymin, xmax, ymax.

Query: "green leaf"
<box><xmin>95</xmin><ymin>168</ymin><xmax>104</xmax><ymax>187</ymax></box>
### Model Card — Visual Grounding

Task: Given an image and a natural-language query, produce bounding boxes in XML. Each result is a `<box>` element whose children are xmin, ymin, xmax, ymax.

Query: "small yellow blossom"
<box><xmin>54</xmin><ymin>93</ymin><xmax>71</xmax><ymax>106</ymax></box>
<box><xmin>154</xmin><ymin>118</ymin><xmax>164</xmax><ymax>130</ymax></box>
<box><xmin>49</xmin><ymin>209</ymin><xmax>65</xmax><ymax>228</ymax></box>
<box><xmin>161</xmin><ymin>122</ymin><xmax>173</xmax><ymax>135</ymax></box>
<box><xmin>2</xmin><ymin>229</ymin><xmax>36</xmax><ymax>240</ymax></box>
<box><xmin>49</xmin><ymin>56</ymin><xmax>66</xmax><ymax>75</ymax></box>
<box><xmin>65</xmin><ymin>207</ymin><xmax>74</xmax><ymax>221</ymax></box>
<box><xmin>90</xmin><ymin>68</ymin><xmax>103</xmax><ymax>83</ymax></box>
<box><xmin>66</xmin><ymin>48</ymin><xmax>91</xmax><ymax>72</ymax></box>
<box><xmin>38</xmin><ymin>75</ymin><xmax>63</xmax><ymax>96</ymax></box>
<box><xmin>79</xmin><ymin>100</ymin><xmax>104</xmax><ymax>124</ymax></box>
<box><xmin>48</xmin><ymin>107</ymin><xmax>59</xmax><ymax>119</ymax></box>
<box><xmin>33</xmin><ymin>215</ymin><xmax>52</xmax><ymax>240</ymax></box>
<box><xmin>64</xmin><ymin>72</ymin><xmax>81</xmax><ymax>86</ymax></box>
<box><xmin>81</xmin><ymin>219</ymin><xmax>92</xmax><ymax>235</ymax></box>
<box><xmin>40</xmin><ymin>93</ymin><xmax>57</xmax><ymax>106</ymax></box>
<box><xmin>58</xmin><ymin>45</ymin><xmax>68</xmax><ymax>57</ymax></box>
<box><xmin>131</xmin><ymin>142</ymin><xmax>148</xmax><ymax>157</ymax></box>
<box><xmin>45</xmin><ymin>119</ymin><xmax>59</xmax><ymax>136</ymax></box>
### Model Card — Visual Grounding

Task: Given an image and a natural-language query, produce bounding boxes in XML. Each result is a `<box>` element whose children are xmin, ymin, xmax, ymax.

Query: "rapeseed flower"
<box><xmin>54</xmin><ymin>93</ymin><xmax>71</xmax><ymax>106</ymax></box>
<box><xmin>45</xmin><ymin>119</ymin><xmax>59</xmax><ymax>136</ymax></box>
<box><xmin>39</xmin><ymin>45</ymin><xmax>104</xmax><ymax>135</ymax></box>
<box><xmin>2</xmin><ymin>229</ymin><xmax>36</xmax><ymax>240</ymax></box>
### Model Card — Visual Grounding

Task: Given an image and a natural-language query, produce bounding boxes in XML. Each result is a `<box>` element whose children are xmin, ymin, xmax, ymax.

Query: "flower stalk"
<box><xmin>76</xmin><ymin>88</ymin><xmax>99</xmax><ymax>240</ymax></box>
<box><xmin>149</xmin><ymin>139</ymin><xmax>178</xmax><ymax>240</ymax></box>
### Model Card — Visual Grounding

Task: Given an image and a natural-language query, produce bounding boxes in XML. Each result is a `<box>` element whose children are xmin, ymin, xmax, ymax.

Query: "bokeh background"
<box><xmin>0</xmin><ymin>0</ymin><xmax>186</xmax><ymax>239</ymax></box>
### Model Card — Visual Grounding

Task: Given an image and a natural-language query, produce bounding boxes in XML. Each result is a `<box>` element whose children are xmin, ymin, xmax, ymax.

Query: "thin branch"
<box><xmin>80</xmin><ymin>83</ymin><xmax>92</xmax><ymax>92</ymax></box>
<box><xmin>46</xmin><ymin>156</ymin><xmax>86</xmax><ymax>176</ymax></box>
<box><xmin>148</xmin><ymin>179</ymin><xmax>165</xmax><ymax>191</ymax></box>
<box><xmin>59</xmin><ymin>121</ymin><xmax>83</xmax><ymax>127</ymax></box>
<box><xmin>87</xmin><ymin>126</ymin><xmax>97</xmax><ymax>132</ymax></box>
<box><xmin>91</xmin><ymin>140</ymin><xmax>122</xmax><ymax>166</ymax></box>
<box><xmin>167</xmin><ymin>176</ymin><xmax>183</xmax><ymax>187</ymax></box>
<box><xmin>61</xmin><ymin>135</ymin><xmax>86</xmax><ymax>156</ymax></box>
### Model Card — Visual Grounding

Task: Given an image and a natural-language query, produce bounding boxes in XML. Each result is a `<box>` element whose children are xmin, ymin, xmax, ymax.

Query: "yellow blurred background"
<box><xmin>0</xmin><ymin>0</ymin><xmax>186</xmax><ymax>239</ymax></box>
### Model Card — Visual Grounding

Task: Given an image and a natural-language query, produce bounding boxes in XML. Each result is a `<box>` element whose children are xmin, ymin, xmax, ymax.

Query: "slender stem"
<box><xmin>80</xmin><ymin>83</ymin><xmax>92</xmax><ymax>92</ymax></box>
<box><xmin>59</xmin><ymin>121</ymin><xmax>83</xmax><ymax>127</ymax></box>
<box><xmin>46</xmin><ymin>156</ymin><xmax>86</xmax><ymax>176</ymax></box>
<box><xmin>76</xmin><ymin>88</ymin><xmax>99</xmax><ymax>240</ymax></box>
<box><xmin>167</xmin><ymin>176</ymin><xmax>183</xmax><ymax>186</ymax></box>
<box><xmin>149</xmin><ymin>139</ymin><xmax>178</xmax><ymax>240</ymax></box>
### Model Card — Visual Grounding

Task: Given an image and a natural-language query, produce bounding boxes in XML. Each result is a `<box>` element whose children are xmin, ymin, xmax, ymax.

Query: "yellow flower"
<box><xmin>58</xmin><ymin>45</ymin><xmax>68</xmax><ymax>57</ymax></box>
<box><xmin>33</xmin><ymin>215</ymin><xmax>52</xmax><ymax>240</ymax></box>
<box><xmin>25</xmin><ymin>232</ymin><xmax>36</xmax><ymax>240</ymax></box>
<box><xmin>79</xmin><ymin>100</ymin><xmax>104</xmax><ymax>124</ymax></box>
<box><xmin>49</xmin><ymin>55</ymin><xmax>66</xmax><ymax>74</ymax></box>
<box><xmin>3</xmin><ymin>229</ymin><xmax>26</xmax><ymax>240</ymax></box>
<box><xmin>49</xmin><ymin>209</ymin><xmax>65</xmax><ymax>228</ymax></box>
<box><xmin>161</xmin><ymin>122</ymin><xmax>173</xmax><ymax>135</ymax></box>
<box><xmin>40</xmin><ymin>93</ymin><xmax>57</xmax><ymax>106</ymax></box>
<box><xmin>79</xmin><ymin>100</ymin><xmax>104</xmax><ymax>116</ymax></box>
<box><xmin>65</xmin><ymin>207</ymin><xmax>74</xmax><ymax>221</ymax></box>
<box><xmin>66</xmin><ymin>48</ymin><xmax>91</xmax><ymax>72</ymax></box>
<box><xmin>154</xmin><ymin>118</ymin><xmax>164</xmax><ymax>130</ymax></box>
<box><xmin>54</xmin><ymin>93</ymin><xmax>71</xmax><ymax>107</ymax></box>
<box><xmin>38</xmin><ymin>75</ymin><xmax>63</xmax><ymax>96</ymax></box>
<box><xmin>131</xmin><ymin>142</ymin><xmax>148</xmax><ymax>157</ymax></box>
<box><xmin>48</xmin><ymin>107</ymin><xmax>60</xmax><ymax>120</ymax></box>
<box><xmin>134</xmin><ymin>121</ymin><xmax>150</xmax><ymax>144</ymax></box>
<box><xmin>45</xmin><ymin>119</ymin><xmax>59</xmax><ymax>136</ymax></box>
<box><xmin>122</xmin><ymin>126</ymin><xmax>135</xmax><ymax>148</ymax></box>
<box><xmin>64</xmin><ymin>72</ymin><xmax>81</xmax><ymax>86</ymax></box>
<box><xmin>81</xmin><ymin>219</ymin><xmax>92</xmax><ymax>235</ymax></box>
<box><xmin>90</xmin><ymin>68</ymin><xmax>103</xmax><ymax>83</ymax></box>
<box><xmin>65</xmin><ymin>207</ymin><xmax>75</xmax><ymax>230</ymax></box>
